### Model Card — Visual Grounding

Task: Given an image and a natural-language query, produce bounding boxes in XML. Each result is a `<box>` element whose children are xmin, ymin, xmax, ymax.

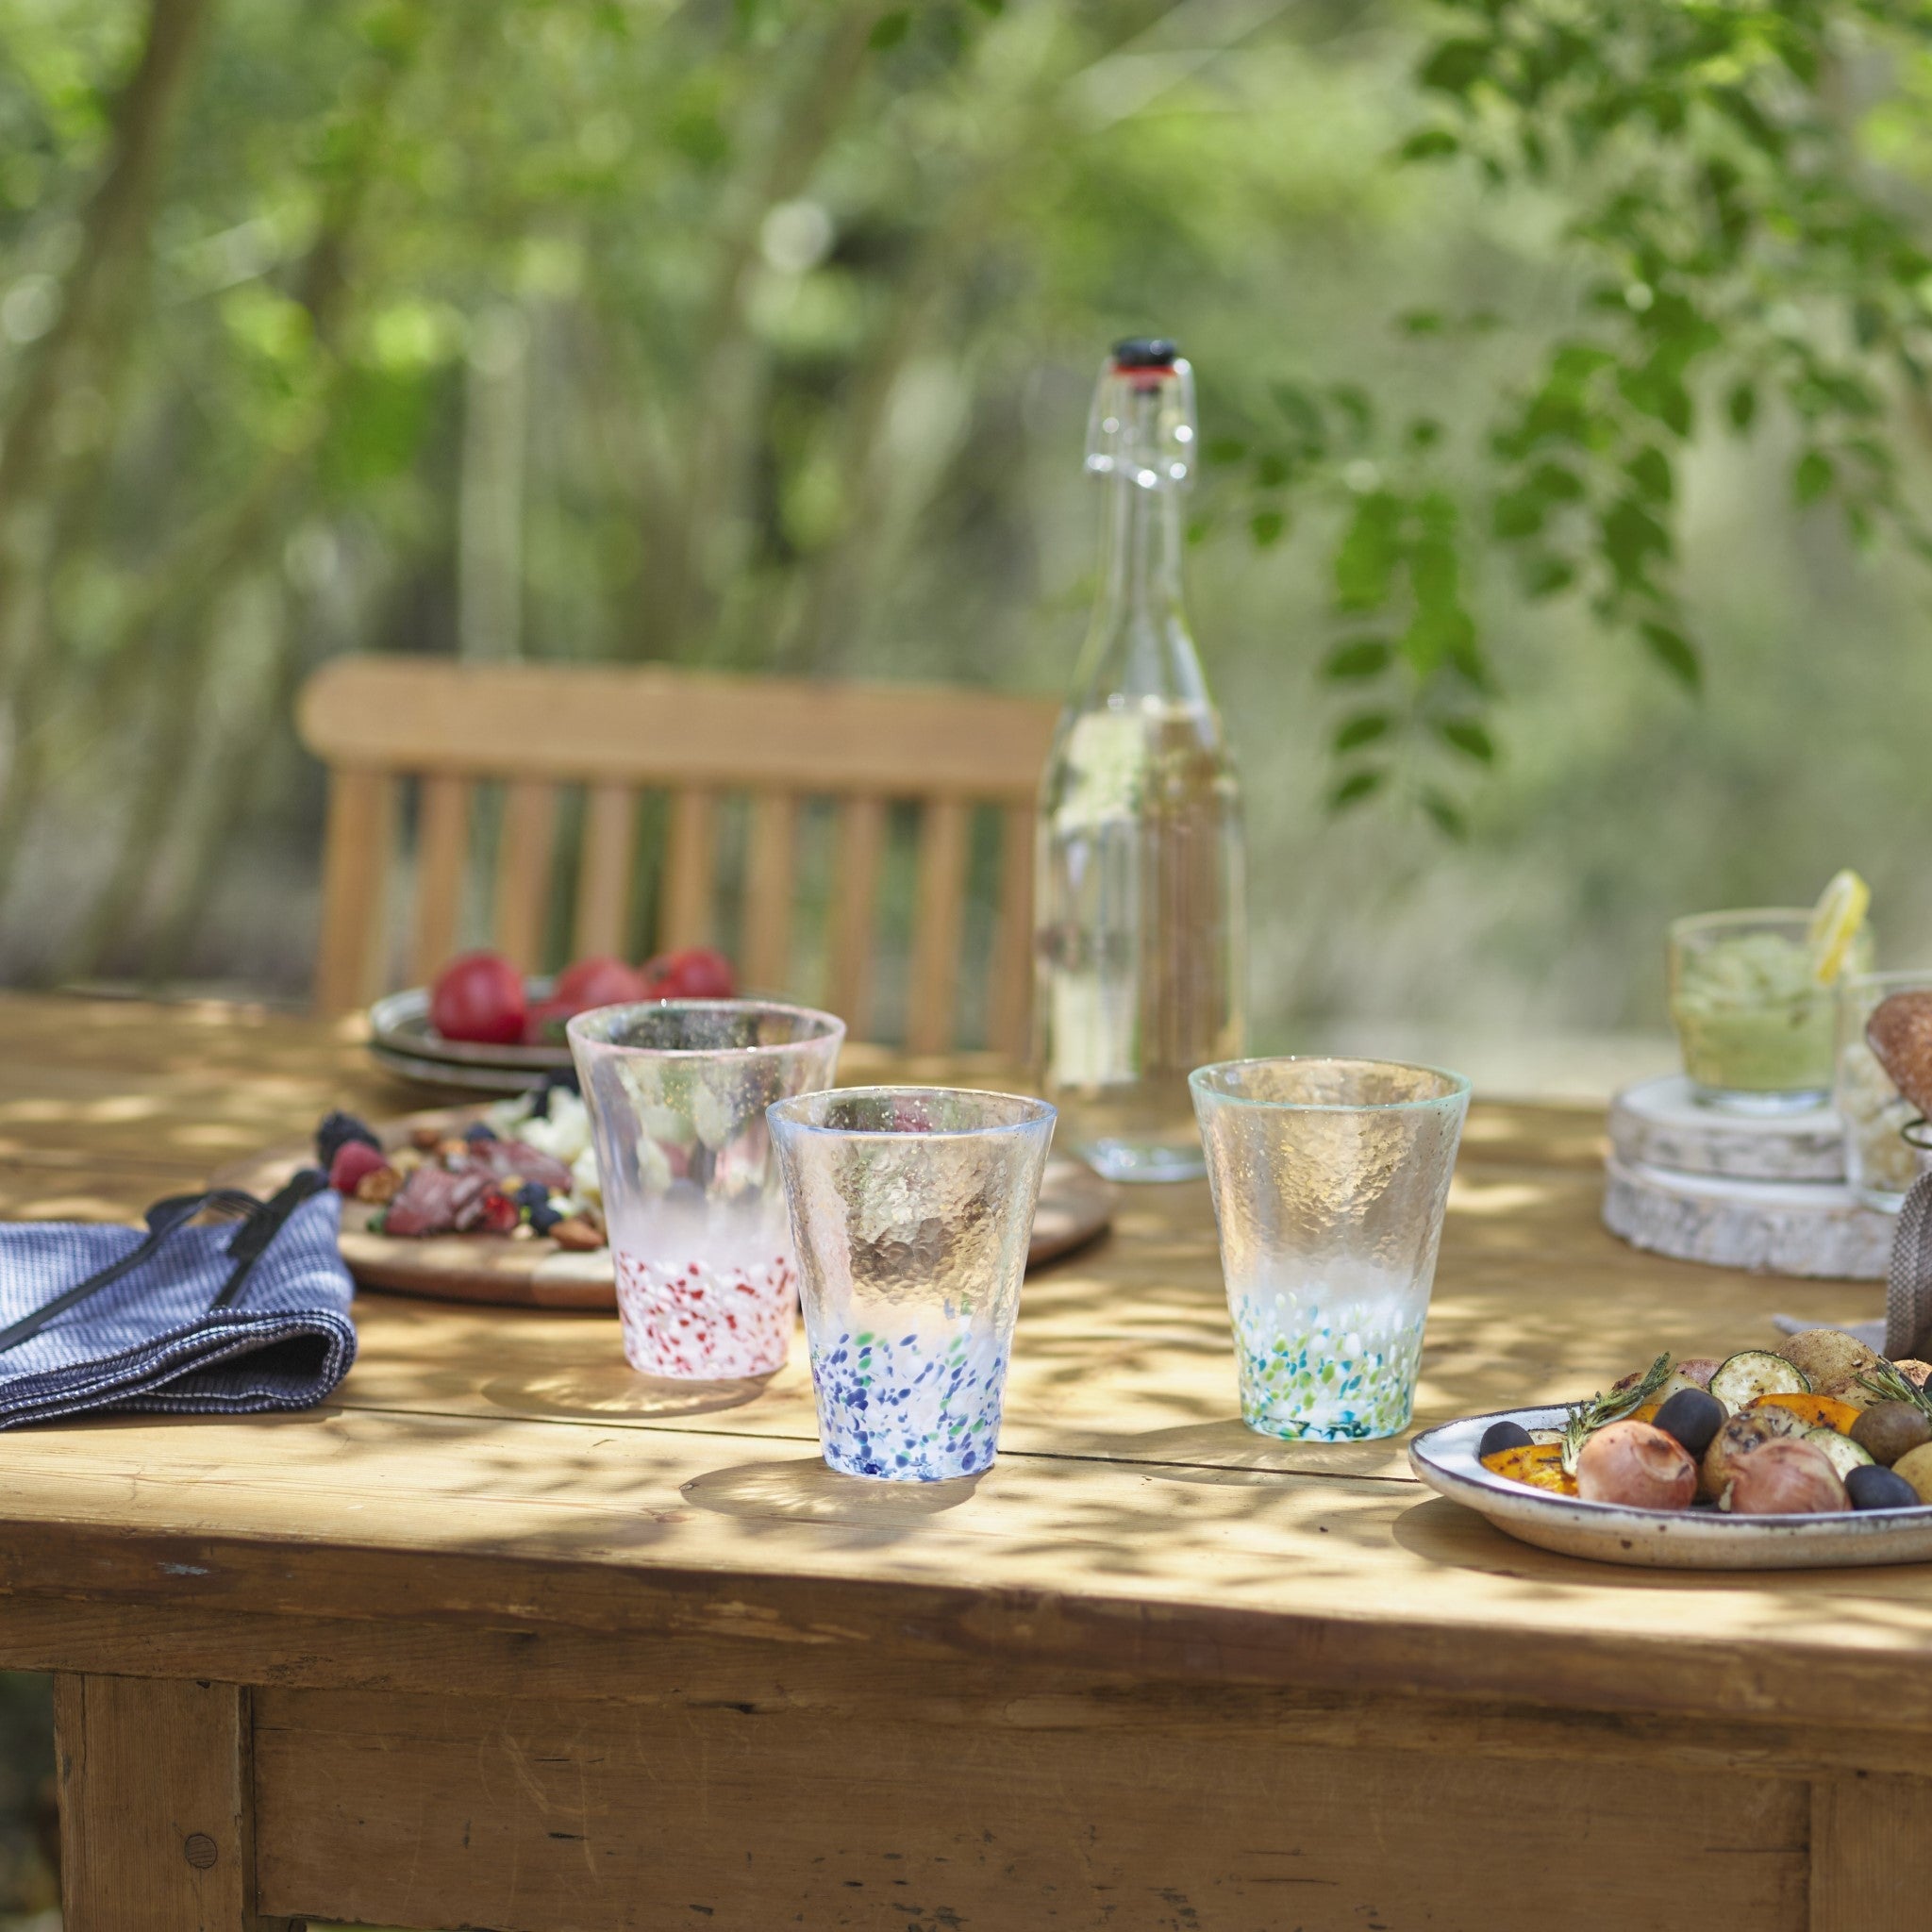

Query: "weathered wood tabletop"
<box><xmin>1</xmin><ymin>991</ymin><xmax>1924</xmax><ymax>1932</ymax></box>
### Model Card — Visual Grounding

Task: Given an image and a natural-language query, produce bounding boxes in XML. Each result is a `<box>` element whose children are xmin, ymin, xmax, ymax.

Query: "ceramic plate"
<box><xmin>1409</xmin><ymin>1405</ymin><xmax>1932</xmax><ymax>1570</ymax></box>
<box><xmin>368</xmin><ymin>983</ymin><xmax>571</xmax><ymax>1078</ymax></box>
<box><xmin>368</xmin><ymin>1041</ymin><xmax>558</xmax><ymax>1096</ymax></box>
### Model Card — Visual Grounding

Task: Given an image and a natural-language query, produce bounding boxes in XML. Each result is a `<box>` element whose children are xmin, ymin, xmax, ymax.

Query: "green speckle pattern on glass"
<box><xmin>1229</xmin><ymin>1296</ymin><xmax>1426</xmax><ymax>1441</ymax></box>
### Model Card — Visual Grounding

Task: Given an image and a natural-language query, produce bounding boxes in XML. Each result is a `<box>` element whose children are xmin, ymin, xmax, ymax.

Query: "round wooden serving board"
<box><xmin>219</xmin><ymin>1108</ymin><xmax>1115</xmax><ymax>1310</ymax></box>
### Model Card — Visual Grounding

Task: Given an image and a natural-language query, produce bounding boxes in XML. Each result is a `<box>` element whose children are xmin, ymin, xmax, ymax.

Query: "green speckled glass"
<box><xmin>1190</xmin><ymin>1058</ymin><xmax>1469</xmax><ymax>1442</ymax></box>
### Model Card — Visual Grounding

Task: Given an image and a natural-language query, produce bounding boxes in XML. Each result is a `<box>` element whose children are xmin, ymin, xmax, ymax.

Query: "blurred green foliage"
<box><xmin>0</xmin><ymin>0</ymin><xmax>1930</xmax><ymax>1038</ymax></box>
<box><xmin>1222</xmin><ymin>0</ymin><xmax>1932</xmax><ymax>827</ymax></box>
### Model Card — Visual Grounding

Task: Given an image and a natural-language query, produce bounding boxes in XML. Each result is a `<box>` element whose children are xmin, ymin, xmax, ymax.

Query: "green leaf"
<box><xmin>1602</xmin><ymin>496</ymin><xmax>1671</xmax><ymax>588</ymax></box>
<box><xmin>1399</xmin><ymin>129</ymin><xmax>1460</xmax><ymax>163</ymax></box>
<box><xmin>1420</xmin><ymin>789</ymin><xmax>1468</xmax><ymax>839</ymax></box>
<box><xmin>1253</xmin><ymin>450</ymin><xmax>1289</xmax><ymax>489</ymax></box>
<box><xmin>1329</xmin><ymin>770</ymin><xmax>1387</xmax><ymax>811</ymax></box>
<box><xmin>1250</xmin><ymin>508</ymin><xmax>1286</xmax><ymax>547</ymax></box>
<box><xmin>1527</xmin><ymin>461</ymin><xmax>1585</xmax><ymax>503</ymax></box>
<box><xmin>1794</xmin><ymin>449</ymin><xmax>1834</xmax><ymax>505</ymax></box>
<box><xmin>1323</xmin><ymin>638</ymin><xmax>1393</xmax><ymax>681</ymax></box>
<box><xmin>1639</xmin><ymin>620</ymin><xmax>1701</xmax><ymax>691</ymax></box>
<box><xmin>1333</xmin><ymin>712</ymin><xmax>1391</xmax><ymax>753</ymax></box>
<box><xmin>1334</xmin><ymin>491</ymin><xmax>1402</xmax><ymax>610</ymax></box>
<box><xmin>1419</xmin><ymin>37</ymin><xmax>1491</xmax><ymax>98</ymax></box>
<box><xmin>1407</xmin><ymin>417</ymin><xmax>1443</xmax><ymax>451</ymax></box>
<box><xmin>1399</xmin><ymin>309</ymin><xmax>1445</xmax><ymax>335</ymax></box>
<box><xmin>1204</xmin><ymin>437</ymin><xmax>1248</xmax><ymax>465</ymax></box>
<box><xmin>1492</xmin><ymin>488</ymin><xmax>1545</xmax><ymax>540</ymax></box>
<box><xmin>868</xmin><ymin>9</ymin><xmax>910</xmax><ymax>50</ymax></box>
<box><xmin>1438</xmin><ymin>716</ymin><xmax>1495</xmax><ymax>763</ymax></box>
<box><xmin>1726</xmin><ymin>381</ymin><xmax>1757</xmax><ymax>432</ymax></box>
<box><xmin>1520</xmin><ymin>552</ymin><xmax>1576</xmax><ymax>599</ymax></box>
<box><xmin>1271</xmin><ymin>381</ymin><xmax>1324</xmax><ymax>446</ymax></box>
<box><xmin>1626</xmin><ymin>446</ymin><xmax>1673</xmax><ymax>504</ymax></box>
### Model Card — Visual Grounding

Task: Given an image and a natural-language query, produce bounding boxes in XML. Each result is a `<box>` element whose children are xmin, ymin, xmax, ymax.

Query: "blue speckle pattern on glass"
<box><xmin>807</xmin><ymin>1320</ymin><xmax>1008</xmax><ymax>1480</ymax></box>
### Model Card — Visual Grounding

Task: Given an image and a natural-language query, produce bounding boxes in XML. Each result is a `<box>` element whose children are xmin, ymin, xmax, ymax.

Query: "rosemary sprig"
<box><xmin>1855</xmin><ymin>1360</ymin><xmax>1932</xmax><ymax>1421</ymax></box>
<box><xmin>1559</xmin><ymin>1353</ymin><xmax>1673</xmax><ymax>1474</ymax></box>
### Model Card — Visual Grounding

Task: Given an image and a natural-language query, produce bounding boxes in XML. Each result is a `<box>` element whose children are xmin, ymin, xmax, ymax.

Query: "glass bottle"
<box><xmin>1035</xmin><ymin>338</ymin><xmax>1246</xmax><ymax>1182</ymax></box>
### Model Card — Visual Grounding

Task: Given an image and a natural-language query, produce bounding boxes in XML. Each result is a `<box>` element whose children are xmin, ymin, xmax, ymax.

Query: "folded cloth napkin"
<box><xmin>0</xmin><ymin>1174</ymin><xmax>357</xmax><ymax>1428</ymax></box>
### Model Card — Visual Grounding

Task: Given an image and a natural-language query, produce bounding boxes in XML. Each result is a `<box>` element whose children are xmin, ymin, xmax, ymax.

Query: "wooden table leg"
<box><xmin>54</xmin><ymin>1673</ymin><xmax>294</xmax><ymax>1931</ymax></box>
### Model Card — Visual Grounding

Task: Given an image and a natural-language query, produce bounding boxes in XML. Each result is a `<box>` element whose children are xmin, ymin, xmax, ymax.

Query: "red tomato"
<box><xmin>429</xmin><ymin>952</ymin><xmax>527</xmax><ymax>1044</ymax></box>
<box><xmin>641</xmin><ymin>947</ymin><xmax>736</xmax><ymax>999</ymax></box>
<box><xmin>553</xmin><ymin>955</ymin><xmax>650</xmax><ymax>1009</ymax></box>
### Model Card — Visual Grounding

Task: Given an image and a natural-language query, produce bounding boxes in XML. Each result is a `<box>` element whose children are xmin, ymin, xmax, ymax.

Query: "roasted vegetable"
<box><xmin>1652</xmin><ymin>1387</ymin><xmax>1724</xmax><ymax>1457</ymax></box>
<box><xmin>1709</xmin><ymin>1350</ymin><xmax>1810</xmax><ymax>1409</ymax></box>
<box><xmin>1853</xmin><ymin>1360</ymin><xmax>1932</xmax><ymax>1424</ymax></box>
<box><xmin>1481</xmin><ymin>1441</ymin><xmax>1577</xmax><ymax>1495</ymax></box>
<box><xmin>1890</xmin><ymin>1442</ymin><xmax>1932</xmax><ymax>1505</ymax></box>
<box><xmin>1478</xmin><ymin>1419</ymin><xmax>1534</xmax><ymax>1459</ymax></box>
<box><xmin>1847</xmin><ymin>1464</ymin><xmax>1923</xmax><ymax>1511</ymax></box>
<box><xmin>1559</xmin><ymin>1354</ymin><xmax>1673</xmax><ymax>1474</ymax></box>
<box><xmin>1894</xmin><ymin>1359</ymin><xmax>1932</xmax><ymax>1391</ymax></box>
<box><xmin>1701</xmin><ymin>1407</ymin><xmax>1806</xmax><ymax>1501</ymax></box>
<box><xmin>1724</xmin><ymin>1439</ymin><xmax>1850</xmax><ymax>1515</ymax></box>
<box><xmin>1575</xmin><ymin>1421</ymin><xmax>1696</xmax><ymax>1510</ymax></box>
<box><xmin>1849</xmin><ymin>1401</ymin><xmax>1932</xmax><ymax>1468</ymax></box>
<box><xmin>1672</xmin><ymin>1357</ymin><xmax>1722</xmax><ymax>1391</ymax></box>
<box><xmin>1746</xmin><ymin>1391</ymin><xmax>1862</xmax><ymax>1434</ymax></box>
<box><xmin>1779</xmin><ymin>1329</ymin><xmax>1883</xmax><ymax>1395</ymax></box>
<box><xmin>1802</xmin><ymin>1426</ymin><xmax>1874</xmax><ymax>1480</ymax></box>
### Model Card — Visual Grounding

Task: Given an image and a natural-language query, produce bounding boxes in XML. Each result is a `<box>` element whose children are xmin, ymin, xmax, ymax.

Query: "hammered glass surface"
<box><xmin>1190</xmin><ymin>1058</ymin><xmax>1469</xmax><ymax>1442</ymax></box>
<box><xmin>767</xmin><ymin>1087</ymin><xmax>1055</xmax><ymax>1481</ymax></box>
<box><xmin>1836</xmin><ymin>970</ymin><xmax>1932</xmax><ymax>1210</ymax></box>
<box><xmin>568</xmin><ymin>1001</ymin><xmax>843</xmax><ymax>1380</ymax></box>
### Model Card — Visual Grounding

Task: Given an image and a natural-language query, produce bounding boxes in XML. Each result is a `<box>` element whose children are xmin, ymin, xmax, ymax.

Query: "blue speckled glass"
<box><xmin>1190</xmin><ymin>1058</ymin><xmax>1469</xmax><ymax>1442</ymax></box>
<box><xmin>767</xmin><ymin>1087</ymin><xmax>1055</xmax><ymax>1481</ymax></box>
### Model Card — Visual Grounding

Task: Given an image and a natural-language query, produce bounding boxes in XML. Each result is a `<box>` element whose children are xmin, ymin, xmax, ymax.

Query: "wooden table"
<box><xmin>0</xmin><ymin>991</ymin><xmax>1924</xmax><ymax>1932</ymax></box>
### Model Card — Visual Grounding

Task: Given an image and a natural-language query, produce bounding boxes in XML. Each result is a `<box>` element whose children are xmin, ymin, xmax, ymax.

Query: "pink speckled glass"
<box><xmin>568</xmin><ymin>1001</ymin><xmax>844</xmax><ymax>1380</ymax></box>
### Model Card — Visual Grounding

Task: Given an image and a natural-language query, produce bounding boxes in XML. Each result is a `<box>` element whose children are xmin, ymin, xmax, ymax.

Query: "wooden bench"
<box><xmin>297</xmin><ymin>656</ymin><xmax>1060</xmax><ymax>1054</ymax></box>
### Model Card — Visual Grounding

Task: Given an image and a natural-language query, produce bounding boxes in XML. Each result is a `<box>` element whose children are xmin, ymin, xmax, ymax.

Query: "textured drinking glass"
<box><xmin>1836</xmin><ymin>970</ymin><xmax>1932</xmax><ymax>1210</ymax></box>
<box><xmin>1668</xmin><ymin>908</ymin><xmax>1873</xmax><ymax>1114</ymax></box>
<box><xmin>1190</xmin><ymin>1058</ymin><xmax>1469</xmax><ymax>1441</ymax></box>
<box><xmin>767</xmin><ymin>1087</ymin><xmax>1055</xmax><ymax>1481</ymax></box>
<box><xmin>569</xmin><ymin>1000</ymin><xmax>844</xmax><ymax>1379</ymax></box>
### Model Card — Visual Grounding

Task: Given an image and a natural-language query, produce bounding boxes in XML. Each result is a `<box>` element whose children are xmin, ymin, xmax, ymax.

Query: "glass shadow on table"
<box><xmin>480</xmin><ymin>1362</ymin><xmax>774</xmax><ymax>1422</ymax></box>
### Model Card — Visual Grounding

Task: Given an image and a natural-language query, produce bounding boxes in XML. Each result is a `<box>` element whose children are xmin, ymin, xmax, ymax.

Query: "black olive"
<box><xmin>1654</xmin><ymin>1387</ymin><xmax>1724</xmax><ymax>1458</ymax></box>
<box><xmin>1478</xmin><ymin>1419</ymin><xmax>1534</xmax><ymax>1458</ymax></box>
<box><xmin>1846</xmin><ymin>1464</ymin><xmax>1923</xmax><ymax>1511</ymax></box>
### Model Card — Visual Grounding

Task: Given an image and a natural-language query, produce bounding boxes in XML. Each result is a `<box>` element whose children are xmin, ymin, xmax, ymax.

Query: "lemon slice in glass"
<box><xmin>1808</xmin><ymin>869</ymin><xmax>1871</xmax><ymax>985</ymax></box>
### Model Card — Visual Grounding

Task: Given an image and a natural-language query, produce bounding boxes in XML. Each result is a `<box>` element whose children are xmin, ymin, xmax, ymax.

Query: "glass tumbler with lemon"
<box><xmin>1668</xmin><ymin>871</ymin><xmax>1873</xmax><ymax>1113</ymax></box>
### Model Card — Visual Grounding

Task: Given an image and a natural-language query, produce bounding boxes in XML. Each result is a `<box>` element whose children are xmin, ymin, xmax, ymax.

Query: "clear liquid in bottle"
<box><xmin>1035</xmin><ymin>340</ymin><xmax>1246</xmax><ymax>1181</ymax></box>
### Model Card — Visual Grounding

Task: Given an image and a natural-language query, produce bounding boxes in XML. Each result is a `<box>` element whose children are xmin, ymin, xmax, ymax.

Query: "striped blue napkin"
<box><xmin>0</xmin><ymin>1179</ymin><xmax>357</xmax><ymax>1428</ymax></box>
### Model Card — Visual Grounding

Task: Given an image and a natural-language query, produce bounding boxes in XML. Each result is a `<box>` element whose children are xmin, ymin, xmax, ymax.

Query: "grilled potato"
<box><xmin>1778</xmin><ymin>1329</ymin><xmax>1882</xmax><ymax>1394</ymax></box>
<box><xmin>1701</xmin><ymin>1406</ymin><xmax>1806</xmax><ymax>1502</ymax></box>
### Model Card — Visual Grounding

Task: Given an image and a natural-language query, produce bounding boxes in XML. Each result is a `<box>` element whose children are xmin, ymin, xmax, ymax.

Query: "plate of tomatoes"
<box><xmin>369</xmin><ymin>947</ymin><xmax>736</xmax><ymax>1093</ymax></box>
<box><xmin>1408</xmin><ymin>1327</ymin><xmax>1932</xmax><ymax>1569</ymax></box>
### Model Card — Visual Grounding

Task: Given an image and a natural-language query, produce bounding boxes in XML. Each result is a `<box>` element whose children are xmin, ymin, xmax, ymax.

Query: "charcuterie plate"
<box><xmin>1409</xmin><ymin>1406</ymin><xmax>1932</xmax><ymax>1571</ymax></box>
<box><xmin>220</xmin><ymin>1107</ymin><xmax>1114</xmax><ymax>1311</ymax></box>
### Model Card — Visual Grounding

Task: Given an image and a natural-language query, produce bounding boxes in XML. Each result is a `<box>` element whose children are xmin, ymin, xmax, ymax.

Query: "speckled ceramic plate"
<box><xmin>1410</xmin><ymin>1405</ymin><xmax>1932</xmax><ymax>1570</ymax></box>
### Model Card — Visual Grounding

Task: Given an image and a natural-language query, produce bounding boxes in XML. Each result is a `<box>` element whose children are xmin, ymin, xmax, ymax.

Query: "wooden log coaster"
<box><xmin>1603</xmin><ymin>1156</ymin><xmax>1892</xmax><ymax>1281</ymax></box>
<box><xmin>1607</xmin><ymin>1075</ymin><xmax>1846</xmax><ymax>1184</ymax></box>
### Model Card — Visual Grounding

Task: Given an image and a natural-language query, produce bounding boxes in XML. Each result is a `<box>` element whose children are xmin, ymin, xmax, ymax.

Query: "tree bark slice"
<box><xmin>1603</xmin><ymin>1156</ymin><xmax>1892</xmax><ymax>1280</ymax></box>
<box><xmin>1608</xmin><ymin>1076</ymin><xmax>1847</xmax><ymax>1182</ymax></box>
